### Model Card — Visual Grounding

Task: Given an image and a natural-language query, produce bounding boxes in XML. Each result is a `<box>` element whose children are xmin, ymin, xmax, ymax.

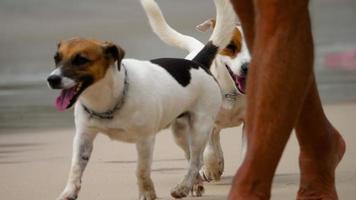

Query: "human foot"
<box><xmin>297</xmin><ymin>131</ymin><xmax>346</xmax><ymax>200</ymax></box>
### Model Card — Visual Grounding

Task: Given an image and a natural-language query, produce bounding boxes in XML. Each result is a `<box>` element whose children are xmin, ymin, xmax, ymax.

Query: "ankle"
<box><xmin>229</xmin><ymin>166</ymin><xmax>272</xmax><ymax>200</ymax></box>
<box><xmin>299</xmin><ymin>127</ymin><xmax>340</xmax><ymax>158</ymax></box>
<box><xmin>297</xmin><ymin>184</ymin><xmax>337</xmax><ymax>200</ymax></box>
<box><xmin>229</xmin><ymin>185</ymin><xmax>271</xmax><ymax>200</ymax></box>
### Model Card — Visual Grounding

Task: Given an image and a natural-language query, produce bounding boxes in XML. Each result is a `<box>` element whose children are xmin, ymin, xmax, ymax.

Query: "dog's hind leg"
<box><xmin>136</xmin><ymin>136</ymin><xmax>157</xmax><ymax>200</ymax></box>
<box><xmin>200</xmin><ymin>127</ymin><xmax>224</xmax><ymax>182</ymax></box>
<box><xmin>170</xmin><ymin>113</ymin><xmax>213</xmax><ymax>198</ymax></box>
<box><xmin>57</xmin><ymin>130</ymin><xmax>97</xmax><ymax>200</ymax></box>
<box><xmin>171</xmin><ymin>116</ymin><xmax>191</xmax><ymax>161</ymax></box>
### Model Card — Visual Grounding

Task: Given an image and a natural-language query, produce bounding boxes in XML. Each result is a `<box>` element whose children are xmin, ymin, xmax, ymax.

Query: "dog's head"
<box><xmin>197</xmin><ymin>19</ymin><xmax>250</xmax><ymax>94</ymax></box>
<box><xmin>47</xmin><ymin>38</ymin><xmax>125</xmax><ymax>111</ymax></box>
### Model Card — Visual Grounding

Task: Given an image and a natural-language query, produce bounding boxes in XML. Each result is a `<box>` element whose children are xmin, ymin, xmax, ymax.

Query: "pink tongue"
<box><xmin>55</xmin><ymin>87</ymin><xmax>77</xmax><ymax>111</ymax></box>
<box><xmin>236</xmin><ymin>76</ymin><xmax>246</xmax><ymax>94</ymax></box>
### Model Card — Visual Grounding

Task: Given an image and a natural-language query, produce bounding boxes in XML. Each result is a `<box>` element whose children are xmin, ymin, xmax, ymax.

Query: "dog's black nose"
<box><xmin>47</xmin><ymin>75</ymin><xmax>62</xmax><ymax>89</ymax></box>
<box><xmin>241</xmin><ymin>62</ymin><xmax>249</xmax><ymax>75</ymax></box>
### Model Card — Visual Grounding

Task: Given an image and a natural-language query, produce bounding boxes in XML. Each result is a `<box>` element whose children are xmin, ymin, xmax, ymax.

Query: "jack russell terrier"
<box><xmin>141</xmin><ymin>0</ymin><xmax>251</xmax><ymax>182</ymax></box>
<box><xmin>47</xmin><ymin>0</ymin><xmax>236</xmax><ymax>199</ymax></box>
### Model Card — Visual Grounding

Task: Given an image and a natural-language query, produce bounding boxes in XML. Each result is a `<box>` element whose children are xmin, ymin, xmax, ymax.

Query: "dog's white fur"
<box><xmin>52</xmin><ymin>0</ymin><xmax>236</xmax><ymax>199</ymax></box>
<box><xmin>141</xmin><ymin>0</ymin><xmax>251</xmax><ymax>181</ymax></box>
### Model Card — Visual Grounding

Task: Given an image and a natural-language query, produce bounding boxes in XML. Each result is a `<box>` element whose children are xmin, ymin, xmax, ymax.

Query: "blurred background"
<box><xmin>0</xmin><ymin>0</ymin><xmax>356</xmax><ymax>131</ymax></box>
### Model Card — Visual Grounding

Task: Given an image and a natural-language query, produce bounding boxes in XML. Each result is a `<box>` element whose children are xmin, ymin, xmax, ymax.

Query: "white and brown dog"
<box><xmin>47</xmin><ymin>0</ymin><xmax>236</xmax><ymax>199</ymax></box>
<box><xmin>141</xmin><ymin>0</ymin><xmax>251</xmax><ymax>182</ymax></box>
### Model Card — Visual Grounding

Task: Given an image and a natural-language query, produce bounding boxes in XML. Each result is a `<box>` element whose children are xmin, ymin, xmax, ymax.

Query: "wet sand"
<box><xmin>0</xmin><ymin>103</ymin><xmax>355</xmax><ymax>199</ymax></box>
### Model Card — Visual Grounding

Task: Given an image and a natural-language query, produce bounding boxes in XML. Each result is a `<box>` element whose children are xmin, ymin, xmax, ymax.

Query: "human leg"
<box><xmin>228</xmin><ymin>0</ymin><xmax>314</xmax><ymax>198</ymax></box>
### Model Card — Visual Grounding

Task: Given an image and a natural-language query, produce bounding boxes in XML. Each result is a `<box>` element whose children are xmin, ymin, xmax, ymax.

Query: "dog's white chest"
<box><xmin>89</xmin><ymin>113</ymin><xmax>154</xmax><ymax>143</ymax></box>
<box><xmin>100</xmin><ymin>127</ymin><xmax>139</xmax><ymax>143</ymax></box>
<box><xmin>215</xmin><ymin>105</ymin><xmax>245</xmax><ymax>128</ymax></box>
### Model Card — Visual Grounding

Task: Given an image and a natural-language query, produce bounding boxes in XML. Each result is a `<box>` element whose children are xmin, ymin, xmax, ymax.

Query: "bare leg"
<box><xmin>57</xmin><ymin>131</ymin><xmax>97</xmax><ymax>200</ymax></box>
<box><xmin>231</xmin><ymin>0</ymin><xmax>255</xmax><ymax>51</ymax></box>
<box><xmin>136</xmin><ymin>137</ymin><xmax>157</xmax><ymax>200</ymax></box>
<box><xmin>228</xmin><ymin>0</ymin><xmax>314</xmax><ymax>198</ymax></box>
<box><xmin>295</xmin><ymin>77</ymin><xmax>345</xmax><ymax>199</ymax></box>
<box><xmin>229</xmin><ymin>0</ymin><xmax>345</xmax><ymax>199</ymax></box>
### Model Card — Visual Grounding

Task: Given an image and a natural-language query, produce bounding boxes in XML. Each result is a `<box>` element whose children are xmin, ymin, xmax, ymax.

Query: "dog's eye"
<box><xmin>72</xmin><ymin>55</ymin><xmax>90</xmax><ymax>66</ymax></box>
<box><xmin>54</xmin><ymin>53</ymin><xmax>62</xmax><ymax>65</ymax></box>
<box><xmin>226</xmin><ymin>43</ymin><xmax>237</xmax><ymax>52</ymax></box>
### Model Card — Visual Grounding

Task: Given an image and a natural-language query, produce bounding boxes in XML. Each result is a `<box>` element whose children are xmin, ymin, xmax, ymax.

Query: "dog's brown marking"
<box><xmin>56</xmin><ymin>38</ymin><xmax>125</xmax><ymax>83</ymax></box>
<box><xmin>198</xmin><ymin>19</ymin><xmax>242</xmax><ymax>59</ymax></box>
<box><xmin>219</xmin><ymin>27</ymin><xmax>242</xmax><ymax>58</ymax></box>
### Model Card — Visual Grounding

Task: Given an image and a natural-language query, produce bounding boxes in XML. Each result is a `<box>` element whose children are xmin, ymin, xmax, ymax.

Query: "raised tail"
<box><xmin>192</xmin><ymin>0</ymin><xmax>236</xmax><ymax>69</ymax></box>
<box><xmin>140</xmin><ymin>0</ymin><xmax>203</xmax><ymax>53</ymax></box>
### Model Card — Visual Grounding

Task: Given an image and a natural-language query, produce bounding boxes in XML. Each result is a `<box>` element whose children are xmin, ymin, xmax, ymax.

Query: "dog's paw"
<box><xmin>56</xmin><ymin>192</ymin><xmax>77</xmax><ymax>200</ymax></box>
<box><xmin>170</xmin><ymin>184</ymin><xmax>191</xmax><ymax>199</ymax></box>
<box><xmin>138</xmin><ymin>177</ymin><xmax>157</xmax><ymax>200</ymax></box>
<box><xmin>199</xmin><ymin>159</ymin><xmax>224</xmax><ymax>182</ymax></box>
<box><xmin>139</xmin><ymin>190</ymin><xmax>157</xmax><ymax>200</ymax></box>
<box><xmin>191</xmin><ymin>179</ymin><xmax>205</xmax><ymax>197</ymax></box>
<box><xmin>56</xmin><ymin>184</ymin><xmax>80</xmax><ymax>200</ymax></box>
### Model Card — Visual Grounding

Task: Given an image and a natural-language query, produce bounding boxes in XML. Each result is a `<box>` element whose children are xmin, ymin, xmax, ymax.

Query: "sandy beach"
<box><xmin>0</xmin><ymin>0</ymin><xmax>356</xmax><ymax>199</ymax></box>
<box><xmin>1</xmin><ymin>103</ymin><xmax>355</xmax><ymax>200</ymax></box>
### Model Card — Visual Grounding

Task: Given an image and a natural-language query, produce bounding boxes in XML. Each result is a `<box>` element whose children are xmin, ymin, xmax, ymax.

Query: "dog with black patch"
<box><xmin>47</xmin><ymin>0</ymin><xmax>236</xmax><ymax>199</ymax></box>
<box><xmin>141</xmin><ymin>0</ymin><xmax>250</xmax><ymax>183</ymax></box>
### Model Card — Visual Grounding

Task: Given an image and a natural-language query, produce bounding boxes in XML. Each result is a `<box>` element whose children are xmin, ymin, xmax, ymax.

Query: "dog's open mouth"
<box><xmin>225</xmin><ymin>64</ymin><xmax>246</xmax><ymax>94</ymax></box>
<box><xmin>51</xmin><ymin>75</ymin><xmax>93</xmax><ymax>111</ymax></box>
<box><xmin>55</xmin><ymin>82</ymin><xmax>84</xmax><ymax>111</ymax></box>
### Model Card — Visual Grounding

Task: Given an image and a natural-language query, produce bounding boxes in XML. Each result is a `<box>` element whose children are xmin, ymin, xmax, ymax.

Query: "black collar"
<box><xmin>82</xmin><ymin>66</ymin><xmax>128</xmax><ymax>120</ymax></box>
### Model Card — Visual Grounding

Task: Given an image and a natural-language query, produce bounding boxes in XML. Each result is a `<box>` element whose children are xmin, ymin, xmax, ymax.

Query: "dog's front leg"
<box><xmin>240</xmin><ymin>123</ymin><xmax>248</xmax><ymax>163</ymax></box>
<box><xmin>57</xmin><ymin>130</ymin><xmax>97</xmax><ymax>200</ymax></box>
<box><xmin>200</xmin><ymin>127</ymin><xmax>224</xmax><ymax>182</ymax></box>
<box><xmin>136</xmin><ymin>137</ymin><xmax>157</xmax><ymax>200</ymax></box>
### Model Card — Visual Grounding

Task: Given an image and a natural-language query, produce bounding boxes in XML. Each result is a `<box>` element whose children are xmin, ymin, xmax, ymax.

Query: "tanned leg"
<box><xmin>228</xmin><ymin>0</ymin><xmax>314</xmax><ymax>199</ymax></box>
<box><xmin>295</xmin><ymin>76</ymin><xmax>345</xmax><ymax>199</ymax></box>
<box><xmin>232</xmin><ymin>0</ymin><xmax>255</xmax><ymax>51</ymax></box>
<box><xmin>229</xmin><ymin>0</ymin><xmax>345</xmax><ymax>199</ymax></box>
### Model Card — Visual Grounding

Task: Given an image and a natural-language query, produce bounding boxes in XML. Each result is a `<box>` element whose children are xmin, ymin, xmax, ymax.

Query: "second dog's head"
<box><xmin>196</xmin><ymin>19</ymin><xmax>250</xmax><ymax>94</ymax></box>
<box><xmin>47</xmin><ymin>38</ymin><xmax>125</xmax><ymax>111</ymax></box>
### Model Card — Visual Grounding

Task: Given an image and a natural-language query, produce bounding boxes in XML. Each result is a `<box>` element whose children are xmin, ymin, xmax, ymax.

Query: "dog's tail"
<box><xmin>192</xmin><ymin>0</ymin><xmax>236</xmax><ymax>69</ymax></box>
<box><xmin>141</xmin><ymin>0</ymin><xmax>203</xmax><ymax>53</ymax></box>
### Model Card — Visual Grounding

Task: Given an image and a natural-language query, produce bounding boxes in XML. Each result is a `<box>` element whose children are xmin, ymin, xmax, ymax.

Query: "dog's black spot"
<box><xmin>151</xmin><ymin>58</ymin><xmax>211</xmax><ymax>87</ymax></box>
<box><xmin>192</xmin><ymin>41</ymin><xmax>218</xmax><ymax>69</ymax></box>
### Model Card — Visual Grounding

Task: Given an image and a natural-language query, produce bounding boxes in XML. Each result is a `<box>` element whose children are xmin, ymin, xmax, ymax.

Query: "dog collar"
<box><xmin>224</xmin><ymin>91</ymin><xmax>238</xmax><ymax>101</ymax></box>
<box><xmin>82</xmin><ymin>65</ymin><xmax>129</xmax><ymax>120</ymax></box>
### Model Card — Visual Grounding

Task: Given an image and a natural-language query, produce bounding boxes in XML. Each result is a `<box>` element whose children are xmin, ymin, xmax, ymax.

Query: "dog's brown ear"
<box><xmin>103</xmin><ymin>43</ymin><xmax>125</xmax><ymax>70</ymax></box>
<box><xmin>196</xmin><ymin>19</ymin><xmax>216</xmax><ymax>32</ymax></box>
